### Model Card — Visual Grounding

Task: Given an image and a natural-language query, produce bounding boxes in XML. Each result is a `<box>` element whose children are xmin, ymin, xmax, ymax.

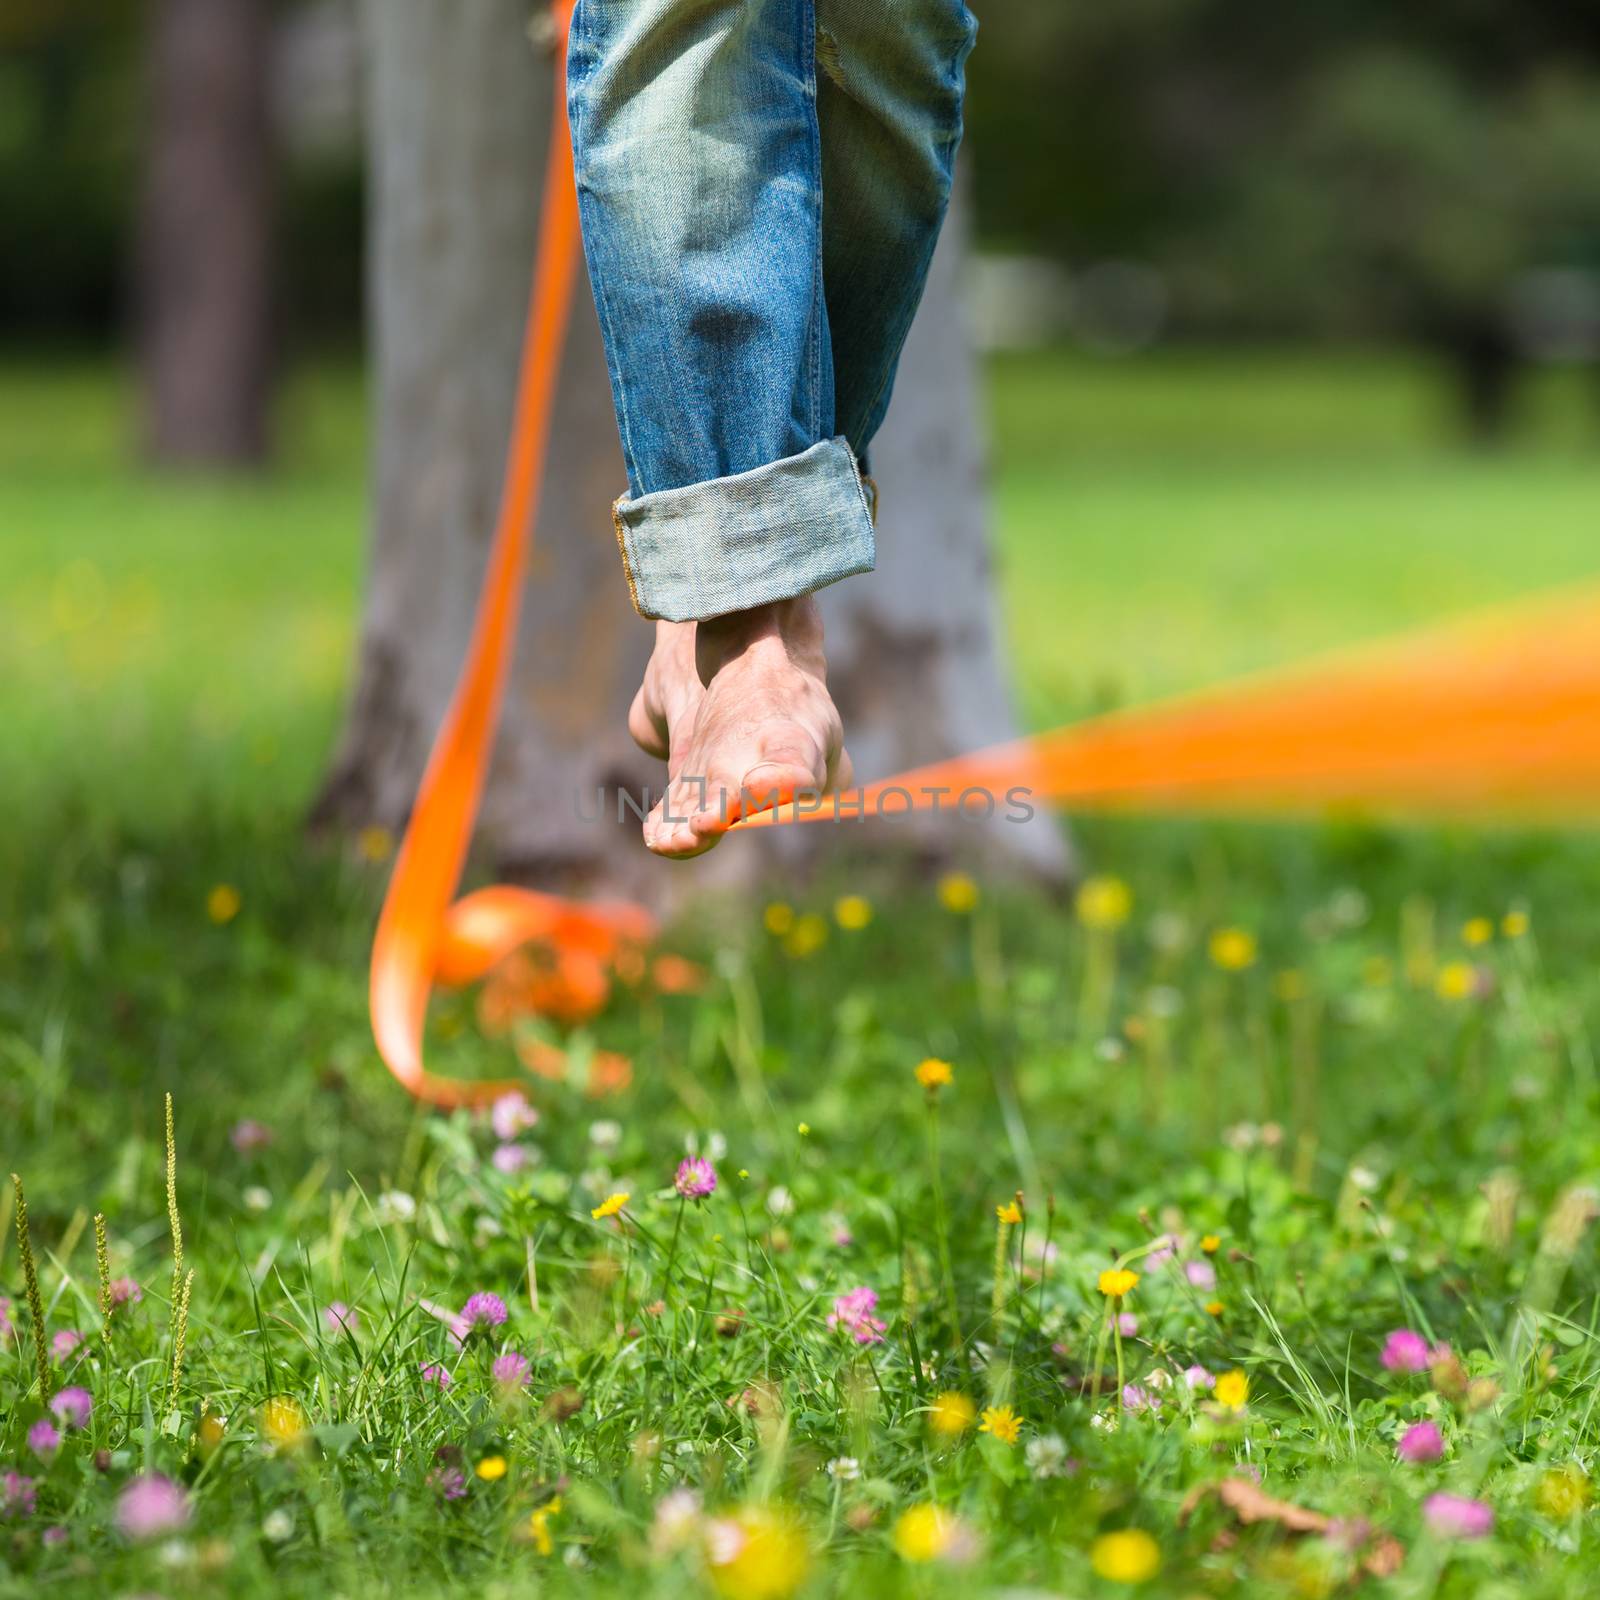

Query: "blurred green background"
<box><xmin>5</xmin><ymin>352</ymin><xmax>1600</xmax><ymax>833</ymax></box>
<box><xmin>5</xmin><ymin>4</ymin><xmax>1599</xmax><ymax>839</ymax></box>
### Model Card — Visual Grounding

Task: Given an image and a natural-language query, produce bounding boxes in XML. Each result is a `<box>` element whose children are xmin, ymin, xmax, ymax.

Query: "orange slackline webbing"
<box><xmin>370</xmin><ymin>3</ymin><xmax>1600</xmax><ymax>1109</ymax></box>
<box><xmin>729</xmin><ymin>583</ymin><xmax>1600</xmax><ymax>833</ymax></box>
<box><xmin>368</xmin><ymin>0</ymin><xmax>662</xmax><ymax>1110</ymax></box>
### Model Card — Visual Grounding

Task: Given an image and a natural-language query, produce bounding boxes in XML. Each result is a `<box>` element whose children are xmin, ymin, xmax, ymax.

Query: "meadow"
<box><xmin>2</xmin><ymin>348</ymin><xmax>1600</xmax><ymax>1596</ymax></box>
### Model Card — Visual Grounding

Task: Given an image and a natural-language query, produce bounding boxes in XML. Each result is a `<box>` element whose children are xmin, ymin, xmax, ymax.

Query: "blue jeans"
<box><xmin>567</xmin><ymin>0</ymin><xmax>977</xmax><ymax>622</ymax></box>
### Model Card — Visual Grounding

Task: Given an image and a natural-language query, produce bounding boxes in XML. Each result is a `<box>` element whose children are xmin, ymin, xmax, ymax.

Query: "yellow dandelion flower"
<box><xmin>1204</xmin><ymin>1299</ymin><xmax>1225</xmax><ymax>1316</ymax></box>
<box><xmin>928</xmin><ymin>1391</ymin><xmax>976</xmax><ymax>1437</ymax></box>
<box><xmin>707</xmin><ymin>1506</ymin><xmax>810</xmax><ymax>1600</ymax></box>
<box><xmin>206</xmin><ymin>884</ymin><xmax>241</xmax><ymax>925</ymax></box>
<box><xmin>915</xmin><ymin>1057</ymin><xmax>953</xmax><ymax>1092</ymax></box>
<box><xmin>797</xmin><ymin>1122</ymin><xmax>810</xmax><ymax>1137</ymax></box>
<box><xmin>475</xmin><ymin>1454</ymin><xmax>508</xmax><ymax>1481</ymax></box>
<box><xmin>938</xmin><ymin>873</ymin><xmax>979</xmax><ymax>914</ymax></box>
<box><xmin>784</xmin><ymin>913</ymin><xmax>828</xmax><ymax>959</ymax></box>
<box><xmin>1200</xmin><ymin>1234</ymin><xmax>1221</xmax><ymax>1254</ymax></box>
<box><xmin>198</xmin><ymin>1409</ymin><xmax>226</xmax><ymax>1454</ymax></box>
<box><xmin>892</xmin><ymin>1503</ymin><xmax>968</xmax><ymax>1564</ymax></box>
<box><xmin>979</xmin><ymin>1404</ymin><xmax>1021</xmax><ymax>1445</ymax></box>
<box><xmin>591</xmin><ymin>1191</ymin><xmax>629</xmax><ymax>1220</ymax></box>
<box><xmin>1098</xmin><ymin>1267</ymin><xmax>1139</xmax><ymax>1299</ymax></box>
<box><xmin>763</xmin><ymin>902</ymin><xmax>795</xmax><ymax>936</ymax></box>
<box><xmin>528</xmin><ymin>1495</ymin><xmax>562</xmax><ymax>1556</ymax></box>
<box><xmin>1208</xmin><ymin>927</ymin><xmax>1257</xmax><ymax>971</ymax></box>
<box><xmin>1076</xmin><ymin>875</ymin><xmax>1132</xmax><ymax>931</ymax></box>
<box><xmin>834</xmin><ymin>895</ymin><xmax>872</xmax><ymax>931</ymax></box>
<box><xmin>1535</xmin><ymin>1464</ymin><xmax>1590</xmax><ymax>1518</ymax></box>
<box><xmin>996</xmin><ymin>1201</ymin><xmax>1022</xmax><ymax>1226</ymax></box>
<box><xmin>357</xmin><ymin>824</ymin><xmax>394</xmax><ymax>863</ymax></box>
<box><xmin>1462</xmin><ymin>916</ymin><xmax>1494</xmax><ymax>947</ymax></box>
<box><xmin>1502</xmin><ymin>910</ymin><xmax>1530</xmax><ymax>939</ymax></box>
<box><xmin>1091</xmin><ymin>1529</ymin><xmax>1161</xmax><ymax>1584</ymax></box>
<box><xmin>1214</xmin><ymin>1369</ymin><xmax>1249</xmax><ymax>1409</ymax></box>
<box><xmin>260</xmin><ymin>1395</ymin><xmax>308</xmax><ymax>1450</ymax></box>
<box><xmin>1435</xmin><ymin>961</ymin><xmax>1477</xmax><ymax>1001</ymax></box>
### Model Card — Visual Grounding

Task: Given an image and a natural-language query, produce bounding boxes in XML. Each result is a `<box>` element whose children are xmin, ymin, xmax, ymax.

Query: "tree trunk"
<box><xmin>1442</xmin><ymin>314</ymin><xmax>1520</xmax><ymax>446</ymax></box>
<box><xmin>813</xmin><ymin>183</ymin><xmax>1069</xmax><ymax>882</ymax></box>
<box><xmin>137</xmin><ymin>0</ymin><xmax>275</xmax><ymax>468</ymax></box>
<box><xmin>316</xmin><ymin>0</ymin><xmax>1066</xmax><ymax>898</ymax></box>
<box><xmin>313</xmin><ymin>0</ymin><xmax>661</xmax><ymax>898</ymax></box>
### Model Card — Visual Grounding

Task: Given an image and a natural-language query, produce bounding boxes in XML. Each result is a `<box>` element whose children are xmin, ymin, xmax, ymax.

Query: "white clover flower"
<box><xmin>588</xmin><ymin>1119</ymin><xmax>622</xmax><ymax>1150</ymax></box>
<box><xmin>766</xmin><ymin>1185</ymin><xmax>794</xmax><ymax>1217</ymax></box>
<box><xmin>262</xmin><ymin>1509</ymin><xmax>293</xmax><ymax>1543</ymax></box>
<box><xmin>704</xmin><ymin>1517</ymin><xmax>747</xmax><ymax>1566</ymax></box>
<box><xmin>1145</xmin><ymin>985</ymin><xmax>1184</xmax><ymax>1019</ymax></box>
<box><xmin>1024</xmin><ymin>1433</ymin><xmax>1072</xmax><ymax>1479</ymax></box>
<box><xmin>826</xmin><ymin>1456</ymin><xmax>861</xmax><ymax>1481</ymax></box>
<box><xmin>688</xmin><ymin>1126</ymin><xmax>732</xmax><ymax>1164</ymax></box>
<box><xmin>1328</xmin><ymin>887</ymin><xmax>1369</xmax><ymax>928</ymax></box>
<box><xmin>374</xmin><ymin>1190</ymin><xmax>417</xmax><ymax>1224</ymax></box>
<box><xmin>242</xmin><ymin>1186</ymin><xmax>272</xmax><ymax>1213</ymax></box>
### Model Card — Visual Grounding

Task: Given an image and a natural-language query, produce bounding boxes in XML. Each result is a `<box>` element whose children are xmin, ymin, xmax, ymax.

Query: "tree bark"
<box><xmin>314</xmin><ymin>0</ymin><xmax>661</xmax><ymax>898</ymax></box>
<box><xmin>316</xmin><ymin>0</ymin><xmax>1066</xmax><ymax>898</ymax></box>
<box><xmin>137</xmin><ymin>0</ymin><xmax>276</xmax><ymax>468</ymax></box>
<box><xmin>813</xmin><ymin>183</ymin><xmax>1069</xmax><ymax>882</ymax></box>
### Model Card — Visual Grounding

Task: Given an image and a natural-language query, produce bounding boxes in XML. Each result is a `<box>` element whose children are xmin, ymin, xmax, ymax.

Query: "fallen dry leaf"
<box><xmin>1179</xmin><ymin>1476</ymin><xmax>1405</xmax><ymax>1582</ymax></box>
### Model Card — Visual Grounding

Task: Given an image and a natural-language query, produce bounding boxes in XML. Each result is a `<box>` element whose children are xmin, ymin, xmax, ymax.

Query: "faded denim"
<box><xmin>567</xmin><ymin>0</ymin><xmax>977</xmax><ymax>621</ymax></box>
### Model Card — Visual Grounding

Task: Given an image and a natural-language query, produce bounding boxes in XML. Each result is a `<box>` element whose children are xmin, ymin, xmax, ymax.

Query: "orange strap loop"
<box><xmin>369</xmin><ymin>2</ymin><xmax>653</xmax><ymax>1110</ymax></box>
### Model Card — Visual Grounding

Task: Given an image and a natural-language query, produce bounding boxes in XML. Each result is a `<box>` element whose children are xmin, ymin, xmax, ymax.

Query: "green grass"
<box><xmin>2</xmin><ymin>349</ymin><xmax>1600</xmax><ymax>1595</ymax></box>
<box><xmin>988</xmin><ymin>347</ymin><xmax>1600</xmax><ymax>725</ymax></box>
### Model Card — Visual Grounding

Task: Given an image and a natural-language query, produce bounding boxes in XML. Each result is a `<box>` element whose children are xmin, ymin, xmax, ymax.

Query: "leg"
<box><xmin>816</xmin><ymin>0</ymin><xmax>977</xmax><ymax>463</ymax></box>
<box><xmin>567</xmin><ymin>0</ymin><xmax>875</xmax><ymax>617</ymax></box>
<box><xmin>569</xmin><ymin>0</ymin><xmax>866</xmax><ymax>854</ymax></box>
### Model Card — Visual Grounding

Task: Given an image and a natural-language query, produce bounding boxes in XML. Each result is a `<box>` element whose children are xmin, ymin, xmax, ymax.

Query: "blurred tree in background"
<box><xmin>0</xmin><ymin>0</ymin><xmax>362</xmax><ymax>466</ymax></box>
<box><xmin>965</xmin><ymin>0</ymin><xmax>1600</xmax><ymax>437</ymax></box>
<box><xmin>2</xmin><ymin>0</ymin><xmax>1598</xmax><ymax>445</ymax></box>
<box><xmin>138</xmin><ymin>0</ymin><xmax>275</xmax><ymax>465</ymax></box>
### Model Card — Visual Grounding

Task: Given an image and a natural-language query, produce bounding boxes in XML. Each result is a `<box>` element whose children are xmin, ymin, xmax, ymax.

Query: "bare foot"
<box><xmin>628</xmin><ymin>598</ymin><xmax>849</xmax><ymax>857</ymax></box>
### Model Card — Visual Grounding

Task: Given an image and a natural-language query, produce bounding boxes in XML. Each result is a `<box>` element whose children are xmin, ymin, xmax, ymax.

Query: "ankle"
<box><xmin>696</xmin><ymin>597</ymin><xmax>820</xmax><ymax>674</ymax></box>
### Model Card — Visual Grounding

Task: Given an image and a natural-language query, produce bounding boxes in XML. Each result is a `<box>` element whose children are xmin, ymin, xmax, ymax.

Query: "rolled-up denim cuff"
<box><xmin>611</xmin><ymin>436</ymin><xmax>876</xmax><ymax>622</ymax></box>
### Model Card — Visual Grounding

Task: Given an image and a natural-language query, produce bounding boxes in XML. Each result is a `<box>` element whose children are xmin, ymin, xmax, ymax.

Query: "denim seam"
<box><xmin>610</xmin><ymin>495</ymin><xmax>644</xmax><ymax>614</ymax></box>
<box><xmin>577</xmin><ymin>211</ymin><xmax>644</xmax><ymax>494</ymax></box>
<box><xmin>839</xmin><ymin>439</ymin><xmax>874</xmax><ymax>526</ymax></box>
<box><xmin>802</xmin><ymin>0</ymin><xmax>824</xmax><ymax>446</ymax></box>
<box><xmin>569</xmin><ymin>19</ymin><xmax>646</xmax><ymax>499</ymax></box>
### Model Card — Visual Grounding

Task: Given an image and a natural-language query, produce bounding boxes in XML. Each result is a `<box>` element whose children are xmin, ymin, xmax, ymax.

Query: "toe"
<box><xmin>645</xmin><ymin>778</ymin><xmax>716</xmax><ymax>858</ymax></box>
<box><xmin>829</xmin><ymin>745</ymin><xmax>854</xmax><ymax>794</ymax></box>
<box><xmin>699</xmin><ymin>757</ymin><xmax>819</xmax><ymax>834</ymax></box>
<box><xmin>628</xmin><ymin>685</ymin><xmax>669</xmax><ymax>760</ymax></box>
